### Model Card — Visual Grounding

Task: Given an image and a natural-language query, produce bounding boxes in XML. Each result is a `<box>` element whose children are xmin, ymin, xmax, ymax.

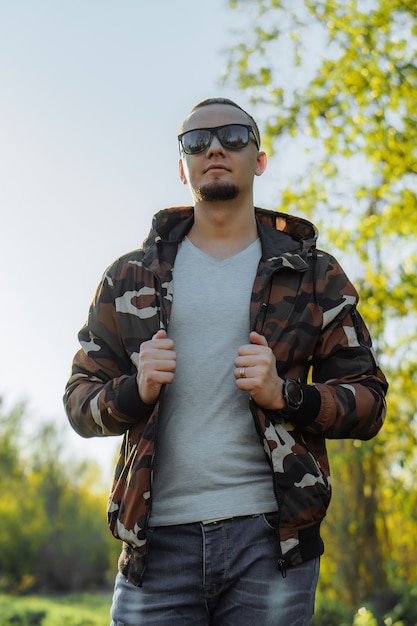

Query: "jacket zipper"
<box><xmin>250</xmin><ymin>268</ymin><xmax>290</xmax><ymax>577</ymax></box>
<box><xmin>138</xmin><ymin>259</ymin><xmax>169</xmax><ymax>586</ymax></box>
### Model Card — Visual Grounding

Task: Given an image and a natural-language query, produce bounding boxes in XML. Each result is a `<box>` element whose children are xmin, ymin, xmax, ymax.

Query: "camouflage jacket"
<box><xmin>64</xmin><ymin>206</ymin><xmax>388</xmax><ymax>587</ymax></box>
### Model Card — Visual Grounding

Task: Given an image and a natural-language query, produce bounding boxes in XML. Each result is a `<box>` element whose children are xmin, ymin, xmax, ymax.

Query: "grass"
<box><xmin>0</xmin><ymin>592</ymin><xmax>112</xmax><ymax>626</ymax></box>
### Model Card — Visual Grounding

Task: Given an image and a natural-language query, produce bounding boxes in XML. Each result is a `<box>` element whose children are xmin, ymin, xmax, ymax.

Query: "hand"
<box><xmin>136</xmin><ymin>330</ymin><xmax>176</xmax><ymax>405</ymax></box>
<box><xmin>234</xmin><ymin>331</ymin><xmax>285</xmax><ymax>410</ymax></box>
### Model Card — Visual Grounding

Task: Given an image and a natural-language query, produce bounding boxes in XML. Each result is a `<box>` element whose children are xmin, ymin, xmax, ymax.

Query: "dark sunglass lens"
<box><xmin>182</xmin><ymin>129</ymin><xmax>211</xmax><ymax>154</ymax></box>
<box><xmin>218</xmin><ymin>125</ymin><xmax>249</xmax><ymax>149</ymax></box>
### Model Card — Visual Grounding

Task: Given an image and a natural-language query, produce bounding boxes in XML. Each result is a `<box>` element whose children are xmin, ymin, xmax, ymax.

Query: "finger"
<box><xmin>235</xmin><ymin>356</ymin><xmax>258</xmax><ymax>369</ymax></box>
<box><xmin>152</xmin><ymin>330</ymin><xmax>174</xmax><ymax>348</ymax></box>
<box><xmin>151</xmin><ymin>346</ymin><xmax>176</xmax><ymax>358</ymax></box>
<box><xmin>234</xmin><ymin>361</ymin><xmax>263</xmax><ymax>379</ymax></box>
<box><xmin>141</xmin><ymin>362</ymin><xmax>176</xmax><ymax>380</ymax></box>
<box><xmin>250</xmin><ymin>331</ymin><xmax>268</xmax><ymax>346</ymax></box>
<box><xmin>237</xmin><ymin>334</ymin><xmax>269</xmax><ymax>356</ymax></box>
<box><xmin>234</xmin><ymin>365</ymin><xmax>249</xmax><ymax>380</ymax></box>
<box><xmin>236</xmin><ymin>345</ymin><xmax>271</xmax><ymax>360</ymax></box>
<box><xmin>140</xmin><ymin>336</ymin><xmax>176</xmax><ymax>361</ymax></box>
<box><xmin>141</xmin><ymin>349</ymin><xmax>176</xmax><ymax>365</ymax></box>
<box><xmin>142</xmin><ymin>330</ymin><xmax>174</xmax><ymax>353</ymax></box>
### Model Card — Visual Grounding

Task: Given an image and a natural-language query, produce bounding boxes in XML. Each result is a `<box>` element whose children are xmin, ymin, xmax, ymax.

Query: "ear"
<box><xmin>255</xmin><ymin>151</ymin><xmax>267</xmax><ymax>177</ymax></box>
<box><xmin>178</xmin><ymin>158</ymin><xmax>188</xmax><ymax>185</ymax></box>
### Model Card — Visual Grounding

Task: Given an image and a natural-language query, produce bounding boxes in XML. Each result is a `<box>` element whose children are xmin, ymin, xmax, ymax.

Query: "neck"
<box><xmin>188</xmin><ymin>200</ymin><xmax>258</xmax><ymax>260</ymax></box>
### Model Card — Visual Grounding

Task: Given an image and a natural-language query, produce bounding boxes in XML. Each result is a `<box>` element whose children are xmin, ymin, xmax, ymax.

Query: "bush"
<box><xmin>311</xmin><ymin>596</ymin><xmax>354</xmax><ymax>626</ymax></box>
<box><xmin>0</xmin><ymin>405</ymin><xmax>119</xmax><ymax>593</ymax></box>
<box><xmin>1</xmin><ymin>608</ymin><xmax>46</xmax><ymax>626</ymax></box>
<box><xmin>0</xmin><ymin>593</ymin><xmax>111</xmax><ymax>626</ymax></box>
<box><xmin>379</xmin><ymin>581</ymin><xmax>417</xmax><ymax>626</ymax></box>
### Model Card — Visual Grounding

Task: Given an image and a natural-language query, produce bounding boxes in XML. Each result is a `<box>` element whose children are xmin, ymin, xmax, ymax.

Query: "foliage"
<box><xmin>226</xmin><ymin>0</ymin><xmax>417</xmax><ymax>611</ymax></box>
<box><xmin>311</xmin><ymin>594</ymin><xmax>354</xmax><ymax>625</ymax></box>
<box><xmin>0</xmin><ymin>399</ymin><xmax>120</xmax><ymax>593</ymax></box>
<box><xmin>0</xmin><ymin>592</ymin><xmax>111</xmax><ymax>626</ymax></box>
<box><xmin>1</xmin><ymin>588</ymin><xmax>416</xmax><ymax>626</ymax></box>
<box><xmin>352</xmin><ymin>607</ymin><xmax>378</xmax><ymax>626</ymax></box>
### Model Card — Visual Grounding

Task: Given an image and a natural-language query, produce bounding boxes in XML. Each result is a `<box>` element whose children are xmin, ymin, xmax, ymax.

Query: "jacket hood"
<box><xmin>255</xmin><ymin>206</ymin><xmax>318</xmax><ymax>253</ymax></box>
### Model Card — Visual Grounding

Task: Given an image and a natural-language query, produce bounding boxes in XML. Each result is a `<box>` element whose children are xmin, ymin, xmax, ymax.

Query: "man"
<box><xmin>64</xmin><ymin>97</ymin><xmax>388</xmax><ymax>625</ymax></box>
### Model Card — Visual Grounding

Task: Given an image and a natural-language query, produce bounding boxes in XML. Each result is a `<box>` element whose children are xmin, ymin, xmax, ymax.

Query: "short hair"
<box><xmin>179</xmin><ymin>97</ymin><xmax>261</xmax><ymax>148</ymax></box>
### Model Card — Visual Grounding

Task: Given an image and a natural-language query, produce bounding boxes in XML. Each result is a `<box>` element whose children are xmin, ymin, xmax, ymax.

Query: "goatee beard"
<box><xmin>196</xmin><ymin>182</ymin><xmax>239</xmax><ymax>202</ymax></box>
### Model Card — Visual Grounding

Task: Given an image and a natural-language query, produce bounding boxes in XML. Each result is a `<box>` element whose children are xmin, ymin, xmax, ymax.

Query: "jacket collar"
<box><xmin>142</xmin><ymin>206</ymin><xmax>318</xmax><ymax>272</ymax></box>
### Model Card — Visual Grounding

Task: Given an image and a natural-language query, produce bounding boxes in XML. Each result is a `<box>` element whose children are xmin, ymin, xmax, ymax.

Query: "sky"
<box><xmin>1</xmin><ymin>0</ymin><xmax>284</xmax><ymax>482</ymax></box>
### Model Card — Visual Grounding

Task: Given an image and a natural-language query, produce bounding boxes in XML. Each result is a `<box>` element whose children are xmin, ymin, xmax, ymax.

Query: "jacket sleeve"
<box><xmin>63</xmin><ymin>267</ymin><xmax>155</xmax><ymax>439</ymax></box>
<box><xmin>308</xmin><ymin>306</ymin><xmax>387</xmax><ymax>440</ymax></box>
<box><xmin>287</xmin><ymin>255</ymin><xmax>388</xmax><ymax>440</ymax></box>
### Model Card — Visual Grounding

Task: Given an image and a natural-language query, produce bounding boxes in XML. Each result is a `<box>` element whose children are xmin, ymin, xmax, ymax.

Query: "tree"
<box><xmin>0</xmin><ymin>399</ymin><xmax>49</xmax><ymax>589</ymax></box>
<box><xmin>0</xmin><ymin>399</ymin><xmax>119</xmax><ymax>592</ymax></box>
<box><xmin>225</xmin><ymin>0</ymin><xmax>417</xmax><ymax>611</ymax></box>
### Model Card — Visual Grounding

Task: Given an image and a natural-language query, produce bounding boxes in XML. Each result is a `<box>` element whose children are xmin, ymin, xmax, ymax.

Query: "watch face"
<box><xmin>285</xmin><ymin>379</ymin><xmax>303</xmax><ymax>409</ymax></box>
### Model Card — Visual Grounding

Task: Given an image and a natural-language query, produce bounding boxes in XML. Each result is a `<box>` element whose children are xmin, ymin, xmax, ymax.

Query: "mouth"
<box><xmin>204</xmin><ymin>164</ymin><xmax>230</xmax><ymax>173</ymax></box>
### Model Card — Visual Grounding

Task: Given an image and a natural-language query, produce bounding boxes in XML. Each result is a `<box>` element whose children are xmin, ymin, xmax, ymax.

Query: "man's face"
<box><xmin>178</xmin><ymin>104</ymin><xmax>265</xmax><ymax>203</ymax></box>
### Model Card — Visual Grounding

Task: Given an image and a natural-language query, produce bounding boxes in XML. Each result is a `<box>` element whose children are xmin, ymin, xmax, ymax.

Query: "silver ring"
<box><xmin>239</xmin><ymin>367</ymin><xmax>246</xmax><ymax>378</ymax></box>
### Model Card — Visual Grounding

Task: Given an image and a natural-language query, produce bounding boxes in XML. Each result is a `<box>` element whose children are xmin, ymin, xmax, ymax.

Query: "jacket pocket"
<box><xmin>107</xmin><ymin>422</ymin><xmax>146</xmax><ymax>544</ymax></box>
<box><xmin>267</xmin><ymin>422</ymin><xmax>331</xmax><ymax>527</ymax></box>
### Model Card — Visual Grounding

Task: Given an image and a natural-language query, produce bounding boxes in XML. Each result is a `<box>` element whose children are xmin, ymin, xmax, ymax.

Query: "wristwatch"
<box><xmin>283</xmin><ymin>379</ymin><xmax>304</xmax><ymax>412</ymax></box>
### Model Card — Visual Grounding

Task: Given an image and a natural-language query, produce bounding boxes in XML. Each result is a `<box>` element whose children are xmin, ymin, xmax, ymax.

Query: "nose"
<box><xmin>206</xmin><ymin>134</ymin><xmax>225</xmax><ymax>156</ymax></box>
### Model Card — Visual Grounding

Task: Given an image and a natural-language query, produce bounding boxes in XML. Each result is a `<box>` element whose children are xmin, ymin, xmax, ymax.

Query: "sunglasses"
<box><xmin>178</xmin><ymin>124</ymin><xmax>259</xmax><ymax>155</ymax></box>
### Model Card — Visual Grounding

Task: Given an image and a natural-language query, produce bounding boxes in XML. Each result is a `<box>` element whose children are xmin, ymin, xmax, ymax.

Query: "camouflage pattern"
<box><xmin>64</xmin><ymin>206</ymin><xmax>388</xmax><ymax>586</ymax></box>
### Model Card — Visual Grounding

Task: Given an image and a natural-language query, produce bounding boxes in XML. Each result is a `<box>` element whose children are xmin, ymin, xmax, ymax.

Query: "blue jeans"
<box><xmin>110</xmin><ymin>514</ymin><xmax>319</xmax><ymax>626</ymax></box>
